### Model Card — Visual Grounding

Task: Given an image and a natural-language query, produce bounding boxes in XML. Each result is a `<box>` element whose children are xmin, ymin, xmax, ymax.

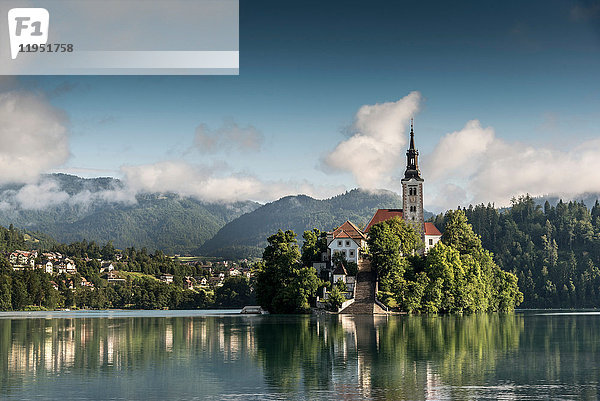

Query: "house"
<box><xmin>107</xmin><ymin>271</ymin><xmax>126</xmax><ymax>283</ymax></box>
<box><xmin>332</xmin><ymin>263</ymin><xmax>348</xmax><ymax>285</ymax></box>
<box><xmin>326</xmin><ymin>220</ymin><xmax>367</xmax><ymax>264</ymax></box>
<box><xmin>80</xmin><ymin>277</ymin><xmax>94</xmax><ymax>288</ymax></box>
<box><xmin>56</xmin><ymin>263</ymin><xmax>67</xmax><ymax>274</ymax></box>
<box><xmin>65</xmin><ymin>259</ymin><xmax>77</xmax><ymax>274</ymax></box>
<box><xmin>229</xmin><ymin>268</ymin><xmax>241</xmax><ymax>276</ymax></box>
<box><xmin>45</xmin><ymin>261</ymin><xmax>53</xmax><ymax>274</ymax></box>
<box><xmin>424</xmin><ymin>222</ymin><xmax>442</xmax><ymax>253</ymax></box>
<box><xmin>198</xmin><ymin>277</ymin><xmax>208</xmax><ymax>286</ymax></box>
<box><xmin>42</xmin><ymin>252</ymin><xmax>59</xmax><ymax>260</ymax></box>
<box><xmin>9</xmin><ymin>250</ymin><xmax>38</xmax><ymax>267</ymax></box>
<box><xmin>183</xmin><ymin>277</ymin><xmax>194</xmax><ymax>290</ymax></box>
<box><xmin>160</xmin><ymin>274</ymin><xmax>174</xmax><ymax>283</ymax></box>
<box><xmin>100</xmin><ymin>261</ymin><xmax>115</xmax><ymax>273</ymax></box>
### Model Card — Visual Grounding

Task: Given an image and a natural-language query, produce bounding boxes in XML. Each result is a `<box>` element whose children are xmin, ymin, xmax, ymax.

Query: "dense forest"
<box><xmin>432</xmin><ymin>195</ymin><xmax>600</xmax><ymax>308</ymax></box>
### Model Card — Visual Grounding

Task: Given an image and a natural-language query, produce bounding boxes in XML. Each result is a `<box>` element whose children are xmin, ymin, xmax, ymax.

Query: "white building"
<box><xmin>424</xmin><ymin>222</ymin><xmax>442</xmax><ymax>253</ymax></box>
<box><xmin>326</xmin><ymin>220</ymin><xmax>367</xmax><ymax>264</ymax></box>
<box><xmin>45</xmin><ymin>261</ymin><xmax>53</xmax><ymax>274</ymax></box>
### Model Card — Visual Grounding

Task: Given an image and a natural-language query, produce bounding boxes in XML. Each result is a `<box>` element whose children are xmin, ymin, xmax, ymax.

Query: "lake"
<box><xmin>0</xmin><ymin>310</ymin><xmax>599</xmax><ymax>400</ymax></box>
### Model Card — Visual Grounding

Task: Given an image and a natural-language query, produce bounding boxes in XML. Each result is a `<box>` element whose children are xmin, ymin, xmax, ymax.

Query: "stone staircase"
<box><xmin>340</xmin><ymin>259</ymin><xmax>387</xmax><ymax>314</ymax></box>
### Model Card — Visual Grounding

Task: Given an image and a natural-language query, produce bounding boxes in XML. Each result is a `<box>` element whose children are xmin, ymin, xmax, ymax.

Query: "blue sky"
<box><xmin>2</xmin><ymin>0</ymin><xmax>600</xmax><ymax>211</ymax></box>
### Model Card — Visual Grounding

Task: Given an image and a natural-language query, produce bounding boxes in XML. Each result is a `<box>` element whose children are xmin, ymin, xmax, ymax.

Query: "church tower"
<box><xmin>401</xmin><ymin>120</ymin><xmax>424</xmax><ymax>235</ymax></box>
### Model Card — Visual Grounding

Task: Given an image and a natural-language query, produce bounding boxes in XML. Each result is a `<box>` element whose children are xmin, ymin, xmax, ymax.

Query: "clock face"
<box><xmin>410</xmin><ymin>196</ymin><xmax>416</xmax><ymax>203</ymax></box>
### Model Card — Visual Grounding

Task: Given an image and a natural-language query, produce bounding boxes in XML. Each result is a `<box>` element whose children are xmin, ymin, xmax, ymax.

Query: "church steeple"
<box><xmin>404</xmin><ymin>119</ymin><xmax>422</xmax><ymax>181</ymax></box>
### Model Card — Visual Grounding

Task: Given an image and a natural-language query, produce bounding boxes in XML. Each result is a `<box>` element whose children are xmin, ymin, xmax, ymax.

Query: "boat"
<box><xmin>240</xmin><ymin>306</ymin><xmax>269</xmax><ymax>314</ymax></box>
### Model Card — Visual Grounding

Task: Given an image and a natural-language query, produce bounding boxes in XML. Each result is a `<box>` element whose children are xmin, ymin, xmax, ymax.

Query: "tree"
<box><xmin>442</xmin><ymin>209</ymin><xmax>482</xmax><ymax>254</ymax></box>
<box><xmin>216</xmin><ymin>276</ymin><xmax>254</xmax><ymax>307</ymax></box>
<box><xmin>325</xmin><ymin>285</ymin><xmax>345</xmax><ymax>311</ymax></box>
<box><xmin>255</xmin><ymin>230</ymin><xmax>321</xmax><ymax>313</ymax></box>
<box><xmin>301</xmin><ymin>229</ymin><xmax>326</xmax><ymax>267</ymax></box>
<box><xmin>101</xmin><ymin>241</ymin><xmax>116</xmax><ymax>260</ymax></box>
<box><xmin>367</xmin><ymin>217</ymin><xmax>420</xmax><ymax>292</ymax></box>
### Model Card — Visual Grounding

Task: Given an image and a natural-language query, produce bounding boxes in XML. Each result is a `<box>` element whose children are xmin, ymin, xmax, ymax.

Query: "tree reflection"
<box><xmin>2</xmin><ymin>312</ymin><xmax>600</xmax><ymax>399</ymax></box>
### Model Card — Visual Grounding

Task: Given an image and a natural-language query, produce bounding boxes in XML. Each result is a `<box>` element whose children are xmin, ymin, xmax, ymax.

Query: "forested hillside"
<box><xmin>432</xmin><ymin>195</ymin><xmax>600</xmax><ymax>308</ymax></box>
<box><xmin>0</xmin><ymin>174</ymin><xmax>259</xmax><ymax>254</ymax></box>
<box><xmin>198</xmin><ymin>189</ymin><xmax>415</xmax><ymax>258</ymax></box>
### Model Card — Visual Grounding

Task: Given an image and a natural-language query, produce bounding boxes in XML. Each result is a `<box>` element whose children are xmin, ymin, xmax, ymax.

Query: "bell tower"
<box><xmin>401</xmin><ymin>119</ymin><xmax>424</xmax><ymax>235</ymax></box>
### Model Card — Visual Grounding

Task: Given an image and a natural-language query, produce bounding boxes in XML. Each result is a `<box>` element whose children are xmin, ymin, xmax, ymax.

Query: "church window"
<box><xmin>429</xmin><ymin>239</ymin><xmax>433</xmax><ymax>246</ymax></box>
<box><xmin>349</xmin><ymin>250</ymin><xmax>354</xmax><ymax>257</ymax></box>
<box><xmin>337</xmin><ymin>240</ymin><xmax>342</xmax><ymax>247</ymax></box>
<box><xmin>345</xmin><ymin>240</ymin><xmax>350</xmax><ymax>247</ymax></box>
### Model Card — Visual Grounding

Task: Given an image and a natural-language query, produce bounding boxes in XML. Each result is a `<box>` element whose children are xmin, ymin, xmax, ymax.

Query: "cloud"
<box><xmin>12</xmin><ymin>180</ymin><xmax>70</xmax><ymax>210</ymax></box>
<box><xmin>425</xmin><ymin>120</ymin><xmax>600</xmax><ymax>210</ymax></box>
<box><xmin>322</xmin><ymin>92</ymin><xmax>421</xmax><ymax>188</ymax></box>
<box><xmin>0</xmin><ymin>91</ymin><xmax>69</xmax><ymax>184</ymax></box>
<box><xmin>428</xmin><ymin>120</ymin><xmax>495</xmax><ymax>180</ymax></box>
<box><xmin>120</xmin><ymin>160</ymin><xmax>344</xmax><ymax>203</ymax></box>
<box><xmin>0</xmin><ymin>177</ymin><xmax>136</xmax><ymax>211</ymax></box>
<box><xmin>194</xmin><ymin>118</ymin><xmax>263</xmax><ymax>154</ymax></box>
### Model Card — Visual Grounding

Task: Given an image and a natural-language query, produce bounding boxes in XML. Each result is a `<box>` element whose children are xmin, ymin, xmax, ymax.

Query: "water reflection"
<box><xmin>0</xmin><ymin>312</ymin><xmax>599</xmax><ymax>400</ymax></box>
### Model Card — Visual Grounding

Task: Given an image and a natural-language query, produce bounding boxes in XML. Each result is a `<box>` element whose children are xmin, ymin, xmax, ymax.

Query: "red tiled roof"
<box><xmin>424</xmin><ymin>222</ymin><xmax>442</xmax><ymax>236</ymax></box>
<box><xmin>363</xmin><ymin>209</ymin><xmax>404</xmax><ymax>232</ymax></box>
<box><xmin>332</xmin><ymin>220</ymin><xmax>366</xmax><ymax>240</ymax></box>
<box><xmin>364</xmin><ymin>209</ymin><xmax>442</xmax><ymax>236</ymax></box>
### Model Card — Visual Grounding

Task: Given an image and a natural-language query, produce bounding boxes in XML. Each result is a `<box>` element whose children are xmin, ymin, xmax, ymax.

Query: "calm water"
<box><xmin>0</xmin><ymin>310</ymin><xmax>599</xmax><ymax>400</ymax></box>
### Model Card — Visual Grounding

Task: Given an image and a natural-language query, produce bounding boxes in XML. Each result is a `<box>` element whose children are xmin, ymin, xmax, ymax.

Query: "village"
<box><xmin>5</xmin><ymin>248</ymin><xmax>253</xmax><ymax>294</ymax></box>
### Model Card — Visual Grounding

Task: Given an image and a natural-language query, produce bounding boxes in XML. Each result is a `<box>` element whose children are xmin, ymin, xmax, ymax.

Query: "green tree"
<box><xmin>215</xmin><ymin>276</ymin><xmax>254</xmax><ymax>307</ymax></box>
<box><xmin>442</xmin><ymin>209</ymin><xmax>482</xmax><ymax>254</ymax></box>
<box><xmin>255</xmin><ymin>230</ymin><xmax>320</xmax><ymax>313</ymax></box>
<box><xmin>325</xmin><ymin>285</ymin><xmax>346</xmax><ymax>311</ymax></box>
<box><xmin>301</xmin><ymin>229</ymin><xmax>326</xmax><ymax>267</ymax></box>
<box><xmin>368</xmin><ymin>217</ymin><xmax>420</xmax><ymax>292</ymax></box>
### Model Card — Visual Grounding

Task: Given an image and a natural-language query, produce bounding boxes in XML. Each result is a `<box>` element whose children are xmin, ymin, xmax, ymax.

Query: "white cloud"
<box><xmin>428</xmin><ymin>120</ymin><xmax>495</xmax><ymax>180</ymax></box>
<box><xmin>12</xmin><ymin>180</ymin><xmax>69</xmax><ymax>210</ymax></box>
<box><xmin>0</xmin><ymin>91</ymin><xmax>69</xmax><ymax>184</ymax></box>
<box><xmin>120</xmin><ymin>160</ymin><xmax>344</xmax><ymax>203</ymax></box>
<box><xmin>425</xmin><ymin>120</ymin><xmax>600</xmax><ymax>210</ymax></box>
<box><xmin>322</xmin><ymin>92</ymin><xmax>421</xmax><ymax>188</ymax></box>
<box><xmin>0</xmin><ymin>177</ymin><xmax>136</xmax><ymax>210</ymax></box>
<box><xmin>194</xmin><ymin>118</ymin><xmax>263</xmax><ymax>154</ymax></box>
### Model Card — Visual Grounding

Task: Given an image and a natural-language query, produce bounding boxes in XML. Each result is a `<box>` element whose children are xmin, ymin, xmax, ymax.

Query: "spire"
<box><xmin>409</xmin><ymin>118</ymin><xmax>415</xmax><ymax>150</ymax></box>
<box><xmin>403</xmin><ymin>118</ymin><xmax>422</xmax><ymax>181</ymax></box>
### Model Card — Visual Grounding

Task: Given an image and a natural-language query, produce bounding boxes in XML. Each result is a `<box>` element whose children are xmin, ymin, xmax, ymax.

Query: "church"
<box><xmin>326</xmin><ymin>121</ymin><xmax>442</xmax><ymax>264</ymax></box>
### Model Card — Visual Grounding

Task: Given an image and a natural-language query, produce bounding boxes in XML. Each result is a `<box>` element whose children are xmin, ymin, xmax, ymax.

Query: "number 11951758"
<box><xmin>19</xmin><ymin>43</ymin><xmax>73</xmax><ymax>53</ymax></box>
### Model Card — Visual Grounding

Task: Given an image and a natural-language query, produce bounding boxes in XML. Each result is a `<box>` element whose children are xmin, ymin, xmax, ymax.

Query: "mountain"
<box><xmin>198</xmin><ymin>189</ymin><xmax>425</xmax><ymax>259</ymax></box>
<box><xmin>0</xmin><ymin>174</ymin><xmax>259</xmax><ymax>254</ymax></box>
